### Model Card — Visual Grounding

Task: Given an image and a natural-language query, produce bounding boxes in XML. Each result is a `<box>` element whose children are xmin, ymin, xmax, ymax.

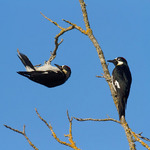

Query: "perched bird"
<box><xmin>107</xmin><ymin>57</ymin><xmax>132</xmax><ymax>120</ymax></box>
<box><xmin>17</xmin><ymin>50</ymin><xmax>71</xmax><ymax>88</ymax></box>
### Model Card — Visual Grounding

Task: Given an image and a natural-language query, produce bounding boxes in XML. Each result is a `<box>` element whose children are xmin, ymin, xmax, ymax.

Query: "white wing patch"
<box><xmin>43</xmin><ymin>71</ymin><xmax>49</xmax><ymax>74</ymax></box>
<box><xmin>112</xmin><ymin>76</ymin><xmax>116</xmax><ymax>91</ymax></box>
<box><xmin>114</xmin><ymin>80</ymin><xmax>120</xmax><ymax>89</ymax></box>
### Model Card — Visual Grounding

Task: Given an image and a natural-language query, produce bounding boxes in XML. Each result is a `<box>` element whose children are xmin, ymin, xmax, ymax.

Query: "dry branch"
<box><xmin>35</xmin><ymin>108</ymin><xmax>80</xmax><ymax>150</ymax></box>
<box><xmin>77</xmin><ymin>0</ymin><xmax>136</xmax><ymax>149</ymax></box>
<box><xmin>136</xmin><ymin>132</ymin><xmax>150</xmax><ymax>142</ymax></box>
<box><xmin>4</xmin><ymin>124</ymin><xmax>38</xmax><ymax>150</ymax></box>
<box><xmin>40</xmin><ymin>12</ymin><xmax>75</xmax><ymax>64</ymax></box>
<box><xmin>63</xmin><ymin>19</ymin><xmax>87</xmax><ymax>35</ymax></box>
<box><xmin>130</xmin><ymin>130</ymin><xmax>150</xmax><ymax>149</ymax></box>
<box><xmin>40</xmin><ymin>0</ymin><xmax>137</xmax><ymax>149</ymax></box>
<box><xmin>73</xmin><ymin>117</ymin><xmax>121</xmax><ymax>124</ymax></box>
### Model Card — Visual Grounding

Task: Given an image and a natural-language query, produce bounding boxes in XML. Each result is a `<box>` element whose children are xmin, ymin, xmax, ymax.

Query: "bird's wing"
<box><xmin>17</xmin><ymin>71</ymin><xmax>66</xmax><ymax>87</ymax></box>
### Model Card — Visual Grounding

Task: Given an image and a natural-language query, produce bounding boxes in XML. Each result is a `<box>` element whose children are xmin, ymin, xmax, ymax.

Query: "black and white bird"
<box><xmin>107</xmin><ymin>57</ymin><xmax>132</xmax><ymax>120</ymax></box>
<box><xmin>17</xmin><ymin>50</ymin><xmax>71</xmax><ymax>88</ymax></box>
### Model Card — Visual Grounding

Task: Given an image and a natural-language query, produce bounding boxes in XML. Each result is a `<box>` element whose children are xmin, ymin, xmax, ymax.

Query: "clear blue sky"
<box><xmin>1</xmin><ymin>0</ymin><xmax>150</xmax><ymax>149</ymax></box>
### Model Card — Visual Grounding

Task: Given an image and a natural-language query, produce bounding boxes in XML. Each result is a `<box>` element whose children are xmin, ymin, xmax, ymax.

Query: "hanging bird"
<box><xmin>17</xmin><ymin>50</ymin><xmax>71</xmax><ymax>88</ymax></box>
<box><xmin>107</xmin><ymin>57</ymin><xmax>132</xmax><ymax>120</ymax></box>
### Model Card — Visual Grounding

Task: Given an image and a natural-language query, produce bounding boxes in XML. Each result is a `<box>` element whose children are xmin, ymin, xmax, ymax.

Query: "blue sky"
<box><xmin>1</xmin><ymin>0</ymin><xmax>150</xmax><ymax>149</ymax></box>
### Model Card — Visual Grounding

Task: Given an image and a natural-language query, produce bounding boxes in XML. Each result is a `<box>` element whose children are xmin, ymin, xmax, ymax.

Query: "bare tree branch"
<box><xmin>40</xmin><ymin>12</ymin><xmax>64</xmax><ymax>30</ymax></box>
<box><xmin>73</xmin><ymin>117</ymin><xmax>121</xmax><ymax>124</ymax></box>
<box><xmin>136</xmin><ymin>132</ymin><xmax>150</xmax><ymax>142</ymax></box>
<box><xmin>35</xmin><ymin>108</ymin><xmax>80</xmax><ymax>150</ymax></box>
<box><xmin>4</xmin><ymin>124</ymin><xmax>38</xmax><ymax>150</ymax></box>
<box><xmin>76</xmin><ymin>0</ymin><xmax>136</xmax><ymax>149</ymax></box>
<box><xmin>40</xmin><ymin>12</ymin><xmax>75</xmax><ymax>64</ymax></box>
<box><xmin>130</xmin><ymin>130</ymin><xmax>150</xmax><ymax>149</ymax></box>
<box><xmin>78</xmin><ymin>0</ymin><xmax>117</xmax><ymax>108</ymax></box>
<box><xmin>63</xmin><ymin>19</ymin><xmax>87</xmax><ymax>35</ymax></box>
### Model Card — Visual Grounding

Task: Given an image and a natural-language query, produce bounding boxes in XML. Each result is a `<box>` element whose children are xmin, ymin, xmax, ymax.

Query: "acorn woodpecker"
<box><xmin>107</xmin><ymin>57</ymin><xmax>132</xmax><ymax>120</ymax></box>
<box><xmin>17</xmin><ymin>50</ymin><xmax>71</xmax><ymax>88</ymax></box>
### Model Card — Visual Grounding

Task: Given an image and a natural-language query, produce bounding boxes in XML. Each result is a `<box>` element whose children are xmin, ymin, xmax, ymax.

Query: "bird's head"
<box><xmin>107</xmin><ymin>57</ymin><xmax>127</xmax><ymax>66</ymax></box>
<box><xmin>54</xmin><ymin>64</ymin><xmax>71</xmax><ymax>79</ymax></box>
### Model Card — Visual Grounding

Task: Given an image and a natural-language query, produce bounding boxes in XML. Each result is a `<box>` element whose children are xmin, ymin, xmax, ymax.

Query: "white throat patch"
<box><xmin>117</xmin><ymin>61</ymin><xmax>124</xmax><ymax>65</ymax></box>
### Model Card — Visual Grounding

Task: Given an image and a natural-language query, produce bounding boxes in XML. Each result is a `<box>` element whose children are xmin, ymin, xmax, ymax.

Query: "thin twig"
<box><xmin>96</xmin><ymin>75</ymin><xmax>105</xmax><ymax>78</ymax></box>
<box><xmin>136</xmin><ymin>132</ymin><xmax>150</xmax><ymax>142</ymax></box>
<box><xmin>65</xmin><ymin>111</ymin><xmax>79</xmax><ymax>149</ymax></box>
<box><xmin>4</xmin><ymin>124</ymin><xmax>39</xmax><ymax>150</ymax></box>
<box><xmin>73</xmin><ymin>117</ymin><xmax>120</xmax><ymax>124</ymax></box>
<box><xmin>96</xmin><ymin>73</ymin><xmax>112</xmax><ymax>82</ymax></box>
<box><xmin>40</xmin><ymin>12</ymin><xmax>75</xmax><ymax>64</ymax></box>
<box><xmin>40</xmin><ymin>12</ymin><xmax>64</xmax><ymax>30</ymax></box>
<box><xmin>35</xmin><ymin>108</ymin><xmax>50</xmax><ymax>128</ymax></box>
<box><xmin>67</xmin><ymin>110</ymin><xmax>73</xmax><ymax>122</ymax></box>
<box><xmin>63</xmin><ymin>19</ymin><xmax>87</xmax><ymax>35</ymax></box>
<box><xmin>130</xmin><ymin>129</ymin><xmax>150</xmax><ymax>149</ymax></box>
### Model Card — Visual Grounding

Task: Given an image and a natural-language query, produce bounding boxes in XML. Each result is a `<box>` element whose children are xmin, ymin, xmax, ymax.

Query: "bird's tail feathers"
<box><xmin>17</xmin><ymin>50</ymin><xmax>35</xmax><ymax>71</ymax></box>
<box><xmin>118</xmin><ymin>98</ymin><xmax>127</xmax><ymax>120</ymax></box>
<box><xmin>17</xmin><ymin>71</ymin><xmax>32</xmax><ymax>78</ymax></box>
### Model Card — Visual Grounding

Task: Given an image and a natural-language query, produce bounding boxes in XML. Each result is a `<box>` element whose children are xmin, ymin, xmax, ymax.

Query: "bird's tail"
<box><xmin>118</xmin><ymin>98</ymin><xmax>127</xmax><ymax>120</ymax></box>
<box><xmin>17</xmin><ymin>71</ymin><xmax>31</xmax><ymax>78</ymax></box>
<box><xmin>17</xmin><ymin>49</ymin><xmax>35</xmax><ymax>71</ymax></box>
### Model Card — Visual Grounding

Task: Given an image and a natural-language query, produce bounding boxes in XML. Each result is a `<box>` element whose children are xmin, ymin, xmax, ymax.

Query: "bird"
<box><xmin>17</xmin><ymin>50</ymin><xmax>71</xmax><ymax>88</ymax></box>
<box><xmin>107</xmin><ymin>57</ymin><xmax>132</xmax><ymax>120</ymax></box>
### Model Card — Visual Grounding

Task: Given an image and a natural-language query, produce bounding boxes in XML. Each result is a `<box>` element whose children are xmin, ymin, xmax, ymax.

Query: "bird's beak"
<box><xmin>107</xmin><ymin>59</ymin><xmax>117</xmax><ymax>66</ymax></box>
<box><xmin>107</xmin><ymin>59</ymin><xmax>117</xmax><ymax>65</ymax></box>
<box><xmin>54</xmin><ymin>64</ymin><xmax>62</xmax><ymax>70</ymax></box>
<box><xmin>107</xmin><ymin>59</ymin><xmax>115</xmax><ymax>63</ymax></box>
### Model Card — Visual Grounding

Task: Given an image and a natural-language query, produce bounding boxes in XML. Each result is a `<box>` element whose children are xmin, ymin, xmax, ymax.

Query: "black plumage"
<box><xmin>17</xmin><ymin>50</ymin><xmax>71</xmax><ymax>88</ymax></box>
<box><xmin>108</xmin><ymin>57</ymin><xmax>132</xmax><ymax>119</ymax></box>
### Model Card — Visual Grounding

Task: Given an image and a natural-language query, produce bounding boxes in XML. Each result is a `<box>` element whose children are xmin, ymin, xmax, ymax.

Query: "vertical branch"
<box><xmin>121</xmin><ymin>122</ymin><xmax>136</xmax><ymax>150</ymax></box>
<box><xmin>78</xmin><ymin>0</ymin><xmax>136</xmax><ymax>149</ymax></box>
<box><xmin>79</xmin><ymin>0</ymin><xmax>90</xmax><ymax>30</ymax></box>
<box><xmin>79</xmin><ymin>0</ymin><xmax>117</xmax><ymax>112</ymax></box>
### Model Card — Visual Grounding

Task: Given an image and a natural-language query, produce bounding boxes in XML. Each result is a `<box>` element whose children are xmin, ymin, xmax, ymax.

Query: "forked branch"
<box><xmin>73</xmin><ymin>115</ymin><xmax>150</xmax><ymax>149</ymax></box>
<box><xmin>40</xmin><ymin>12</ymin><xmax>75</xmax><ymax>64</ymax></box>
<box><xmin>4</xmin><ymin>124</ymin><xmax>38</xmax><ymax>150</ymax></box>
<box><xmin>130</xmin><ymin>130</ymin><xmax>150</xmax><ymax>149</ymax></box>
<box><xmin>35</xmin><ymin>108</ymin><xmax>80</xmax><ymax>150</ymax></box>
<box><xmin>136</xmin><ymin>132</ymin><xmax>150</xmax><ymax>142</ymax></box>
